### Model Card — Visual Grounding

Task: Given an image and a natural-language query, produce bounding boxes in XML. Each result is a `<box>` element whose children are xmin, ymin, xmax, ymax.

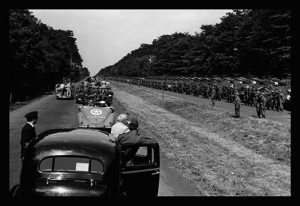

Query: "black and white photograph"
<box><xmin>9</xmin><ymin>9</ymin><xmax>291</xmax><ymax>197</ymax></box>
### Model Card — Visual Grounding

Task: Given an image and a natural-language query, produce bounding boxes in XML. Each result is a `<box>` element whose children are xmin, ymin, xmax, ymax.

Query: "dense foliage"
<box><xmin>97</xmin><ymin>9</ymin><xmax>291</xmax><ymax>78</ymax></box>
<box><xmin>9</xmin><ymin>9</ymin><xmax>90</xmax><ymax>102</ymax></box>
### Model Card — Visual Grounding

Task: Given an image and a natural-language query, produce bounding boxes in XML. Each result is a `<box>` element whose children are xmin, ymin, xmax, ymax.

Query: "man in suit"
<box><xmin>116</xmin><ymin>118</ymin><xmax>143</xmax><ymax>167</ymax></box>
<box><xmin>20</xmin><ymin>111</ymin><xmax>38</xmax><ymax>161</ymax></box>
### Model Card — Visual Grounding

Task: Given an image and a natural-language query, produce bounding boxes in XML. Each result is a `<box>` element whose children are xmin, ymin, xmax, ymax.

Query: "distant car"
<box><xmin>9</xmin><ymin>128</ymin><xmax>160</xmax><ymax>197</ymax></box>
<box><xmin>55</xmin><ymin>84</ymin><xmax>74</xmax><ymax>100</ymax></box>
<box><xmin>77</xmin><ymin>103</ymin><xmax>115</xmax><ymax>132</ymax></box>
<box><xmin>98</xmin><ymin>88</ymin><xmax>113</xmax><ymax>106</ymax></box>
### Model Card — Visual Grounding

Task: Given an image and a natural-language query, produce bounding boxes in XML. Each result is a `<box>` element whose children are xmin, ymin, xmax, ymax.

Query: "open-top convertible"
<box><xmin>55</xmin><ymin>84</ymin><xmax>74</xmax><ymax>100</ymax></box>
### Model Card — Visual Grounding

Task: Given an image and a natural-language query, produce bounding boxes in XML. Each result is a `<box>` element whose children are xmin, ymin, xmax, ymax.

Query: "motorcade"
<box><xmin>9</xmin><ymin>128</ymin><xmax>160</xmax><ymax>197</ymax></box>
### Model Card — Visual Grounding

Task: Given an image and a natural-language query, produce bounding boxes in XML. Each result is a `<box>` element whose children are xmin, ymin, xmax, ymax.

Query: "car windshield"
<box><xmin>39</xmin><ymin>156</ymin><xmax>104</xmax><ymax>174</ymax></box>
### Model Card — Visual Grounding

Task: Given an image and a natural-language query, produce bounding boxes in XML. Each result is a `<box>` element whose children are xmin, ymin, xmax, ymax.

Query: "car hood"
<box><xmin>78</xmin><ymin>106</ymin><xmax>114</xmax><ymax>128</ymax></box>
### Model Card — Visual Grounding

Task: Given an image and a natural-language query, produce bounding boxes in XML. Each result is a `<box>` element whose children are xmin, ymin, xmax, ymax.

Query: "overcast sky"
<box><xmin>31</xmin><ymin>9</ymin><xmax>232</xmax><ymax>76</ymax></box>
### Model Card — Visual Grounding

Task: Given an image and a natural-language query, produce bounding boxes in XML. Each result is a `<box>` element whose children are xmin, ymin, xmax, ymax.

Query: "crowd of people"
<box><xmin>76</xmin><ymin>77</ymin><xmax>114</xmax><ymax>106</ymax></box>
<box><xmin>107</xmin><ymin>76</ymin><xmax>291</xmax><ymax>114</ymax></box>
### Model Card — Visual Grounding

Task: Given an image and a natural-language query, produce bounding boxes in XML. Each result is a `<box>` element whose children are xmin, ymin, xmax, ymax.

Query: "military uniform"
<box><xmin>259</xmin><ymin>94</ymin><xmax>266</xmax><ymax>118</ymax></box>
<box><xmin>20</xmin><ymin>111</ymin><xmax>38</xmax><ymax>160</ymax></box>
<box><xmin>211</xmin><ymin>87</ymin><xmax>216</xmax><ymax>106</ymax></box>
<box><xmin>254</xmin><ymin>92</ymin><xmax>260</xmax><ymax>118</ymax></box>
<box><xmin>233</xmin><ymin>93</ymin><xmax>241</xmax><ymax>118</ymax></box>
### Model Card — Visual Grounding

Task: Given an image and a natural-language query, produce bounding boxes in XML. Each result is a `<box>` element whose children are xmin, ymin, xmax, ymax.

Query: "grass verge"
<box><xmin>111</xmin><ymin>82</ymin><xmax>290</xmax><ymax>196</ymax></box>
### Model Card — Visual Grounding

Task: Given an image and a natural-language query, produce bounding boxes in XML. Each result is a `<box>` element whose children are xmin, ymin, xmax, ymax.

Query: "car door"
<box><xmin>120</xmin><ymin>143</ymin><xmax>160</xmax><ymax>197</ymax></box>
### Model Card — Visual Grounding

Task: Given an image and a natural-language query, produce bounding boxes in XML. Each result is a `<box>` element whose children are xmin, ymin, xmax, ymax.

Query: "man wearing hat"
<box><xmin>233</xmin><ymin>92</ymin><xmax>241</xmax><ymax>118</ymax></box>
<box><xmin>259</xmin><ymin>93</ymin><xmax>266</xmax><ymax>118</ymax></box>
<box><xmin>20</xmin><ymin>111</ymin><xmax>38</xmax><ymax>161</ymax></box>
<box><xmin>211</xmin><ymin>86</ymin><xmax>216</xmax><ymax>106</ymax></box>
<box><xmin>255</xmin><ymin>91</ymin><xmax>261</xmax><ymax>118</ymax></box>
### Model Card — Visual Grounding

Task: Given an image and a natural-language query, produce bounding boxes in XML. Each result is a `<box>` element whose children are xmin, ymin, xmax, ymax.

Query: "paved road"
<box><xmin>9</xmin><ymin>93</ymin><xmax>199</xmax><ymax>196</ymax></box>
<box><xmin>112</xmin><ymin>81</ymin><xmax>291</xmax><ymax>127</ymax></box>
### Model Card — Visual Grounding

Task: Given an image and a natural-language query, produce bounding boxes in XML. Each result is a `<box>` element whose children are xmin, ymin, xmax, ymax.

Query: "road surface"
<box><xmin>9</xmin><ymin>93</ymin><xmax>199</xmax><ymax>196</ymax></box>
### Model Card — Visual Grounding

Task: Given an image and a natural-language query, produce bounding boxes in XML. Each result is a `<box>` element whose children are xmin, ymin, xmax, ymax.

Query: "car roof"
<box><xmin>30</xmin><ymin>128</ymin><xmax>115</xmax><ymax>161</ymax></box>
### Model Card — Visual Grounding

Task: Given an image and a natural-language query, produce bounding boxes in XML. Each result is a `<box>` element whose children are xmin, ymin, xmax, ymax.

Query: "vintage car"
<box><xmin>75</xmin><ymin>92</ymin><xmax>86</xmax><ymax>104</ymax></box>
<box><xmin>55</xmin><ymin>84</ymin><xmax>74</xmax><ymax>100</ymax></box>
<box><xmin>77</xmin><ymin>103</ymin><xmax>115</xmax><ymax>132</ymax></box>
<box><xmin>97</xmin><ymin>88</ymin><xmax>113</xmax><ymax>106</ymax></box>
<box><xmin>9</xmin><ymin>128</ymin><xmax>160</xmax><ymax>197</ymax></box>
<box><xmin>101</xmin><ymin>81</ymin><xmax>111</xmax><ymax>88</ymax></box>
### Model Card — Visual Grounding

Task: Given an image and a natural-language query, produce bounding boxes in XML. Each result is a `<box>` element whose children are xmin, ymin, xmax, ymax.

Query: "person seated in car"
<box><xmin>115</xmin><ymin>118</ymin><xmax>143</xmax><ymax>166</ymax></box>
<box><xmin>59</xmin><ymin>83</ymin><xmax>65</xmax><ymax>95</ymax></box>
<box><xmin>66</xmin><ymin>82</ymin><xmax>71</xmax><ymax>98</ymax></box>
<box><xmin>116</xmin><ymin>118</ymin><xmax>141</xmax><ymax>144</ymax></box>
<box><xmin>110</xmin><ymin>114</ymin><xmax>130</xmax><ymax>141</ymax></box>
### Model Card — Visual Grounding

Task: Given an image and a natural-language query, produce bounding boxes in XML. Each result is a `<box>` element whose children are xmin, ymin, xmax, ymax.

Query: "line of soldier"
<box><xmin>110</xmin><ymin>77</ymin><xmax>290</xmax><ymax>112</ymax></box>
<box><xmin>76</xmin><ymin>80</ymin><xmax>114</xmax><ymax>106</ymax></box>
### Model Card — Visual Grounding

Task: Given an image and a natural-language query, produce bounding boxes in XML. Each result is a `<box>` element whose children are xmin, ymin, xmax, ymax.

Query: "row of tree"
<box><xmin>97</xmin><ymin>9</ymin><xmax>291</xmax><ymax>78</ymax></box>
<box><xmin>9</xmin><ymin>9</ymin><xmax>90</xmax><ymax>102</ymax></box>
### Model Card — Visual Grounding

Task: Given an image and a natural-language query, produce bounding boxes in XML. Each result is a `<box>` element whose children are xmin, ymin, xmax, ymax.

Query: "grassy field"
<box><xmin>111</xmin><ymin>82</ymin><xmax>290</xmax><ymax>196</ymax></box>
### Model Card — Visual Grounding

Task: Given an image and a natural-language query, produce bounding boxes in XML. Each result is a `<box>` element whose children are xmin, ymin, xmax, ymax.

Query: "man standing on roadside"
<box><xmin>259</xmin><ymin>93</ymin><xmax>267</xmax><ymax>118</ymax></box>
<box><xmin>255</xmin><ymin>91</ymin><xmax>261</xmax><ymax>118</ymax></box>
<box><xmin>20</xmin><ymin>111</ymin><xmax>38</xmax><ymax>161</ymax></box>
<box><xmin>211</xmin><ymin>86</ymin><xmax>216</xmax><ymax>106</ymax></box>
<box><xmin>233</xmin><ymin>92</ymin><xmax>241</xmax><ymax>118</ymax></box>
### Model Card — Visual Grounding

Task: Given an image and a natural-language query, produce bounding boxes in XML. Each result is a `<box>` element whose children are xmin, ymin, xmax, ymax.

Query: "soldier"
<box><xmin>255</xmin><ymin>91</ymin><xmax>261</xmax><ymax>118</ymax></box>
<box><xmin>211</xmin><ymin>86</ymin><xmax>216</xmax><ymax>106</ymax></box>
<box><xmin>225</xmin><ymin>86</ymin><xmax>231</xmax><ymax>103</ymax></box>
<box><xmin>218</xmin><ymin>85</ymin><xmax>223</xmax><ymax>101</ymax></box>
<box><xmin>215</xmin><ymin>85</ymin><xmax>220</xmax><ymax>101</ymax></box>
<box><xmin>20</xmin><ymin>111</ymin><xmax>38</xmax><ymax>161</ymax></box>
<box><xmin>278</xmin><ymin>90</ymin><xmax>284</xmax><ymax>112</ymax></box>
<box><xmin>265</xmin><ymin>92</ymin><xmax>271</xmax><ymax>110</ymax></box>
<box><xmin>259</xmin><ymin>93</ymin><xmax>267</xmax><ymax>118</ymax></box>
<box><xmin>206</xmin><ymin>84</ymin><xmax>210</xmax><ymax>99</ymax></box>
<box><xmin>233</xmin><ymin>92</ymin><xmax>241</xmax><ymax>118</ymax></box>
